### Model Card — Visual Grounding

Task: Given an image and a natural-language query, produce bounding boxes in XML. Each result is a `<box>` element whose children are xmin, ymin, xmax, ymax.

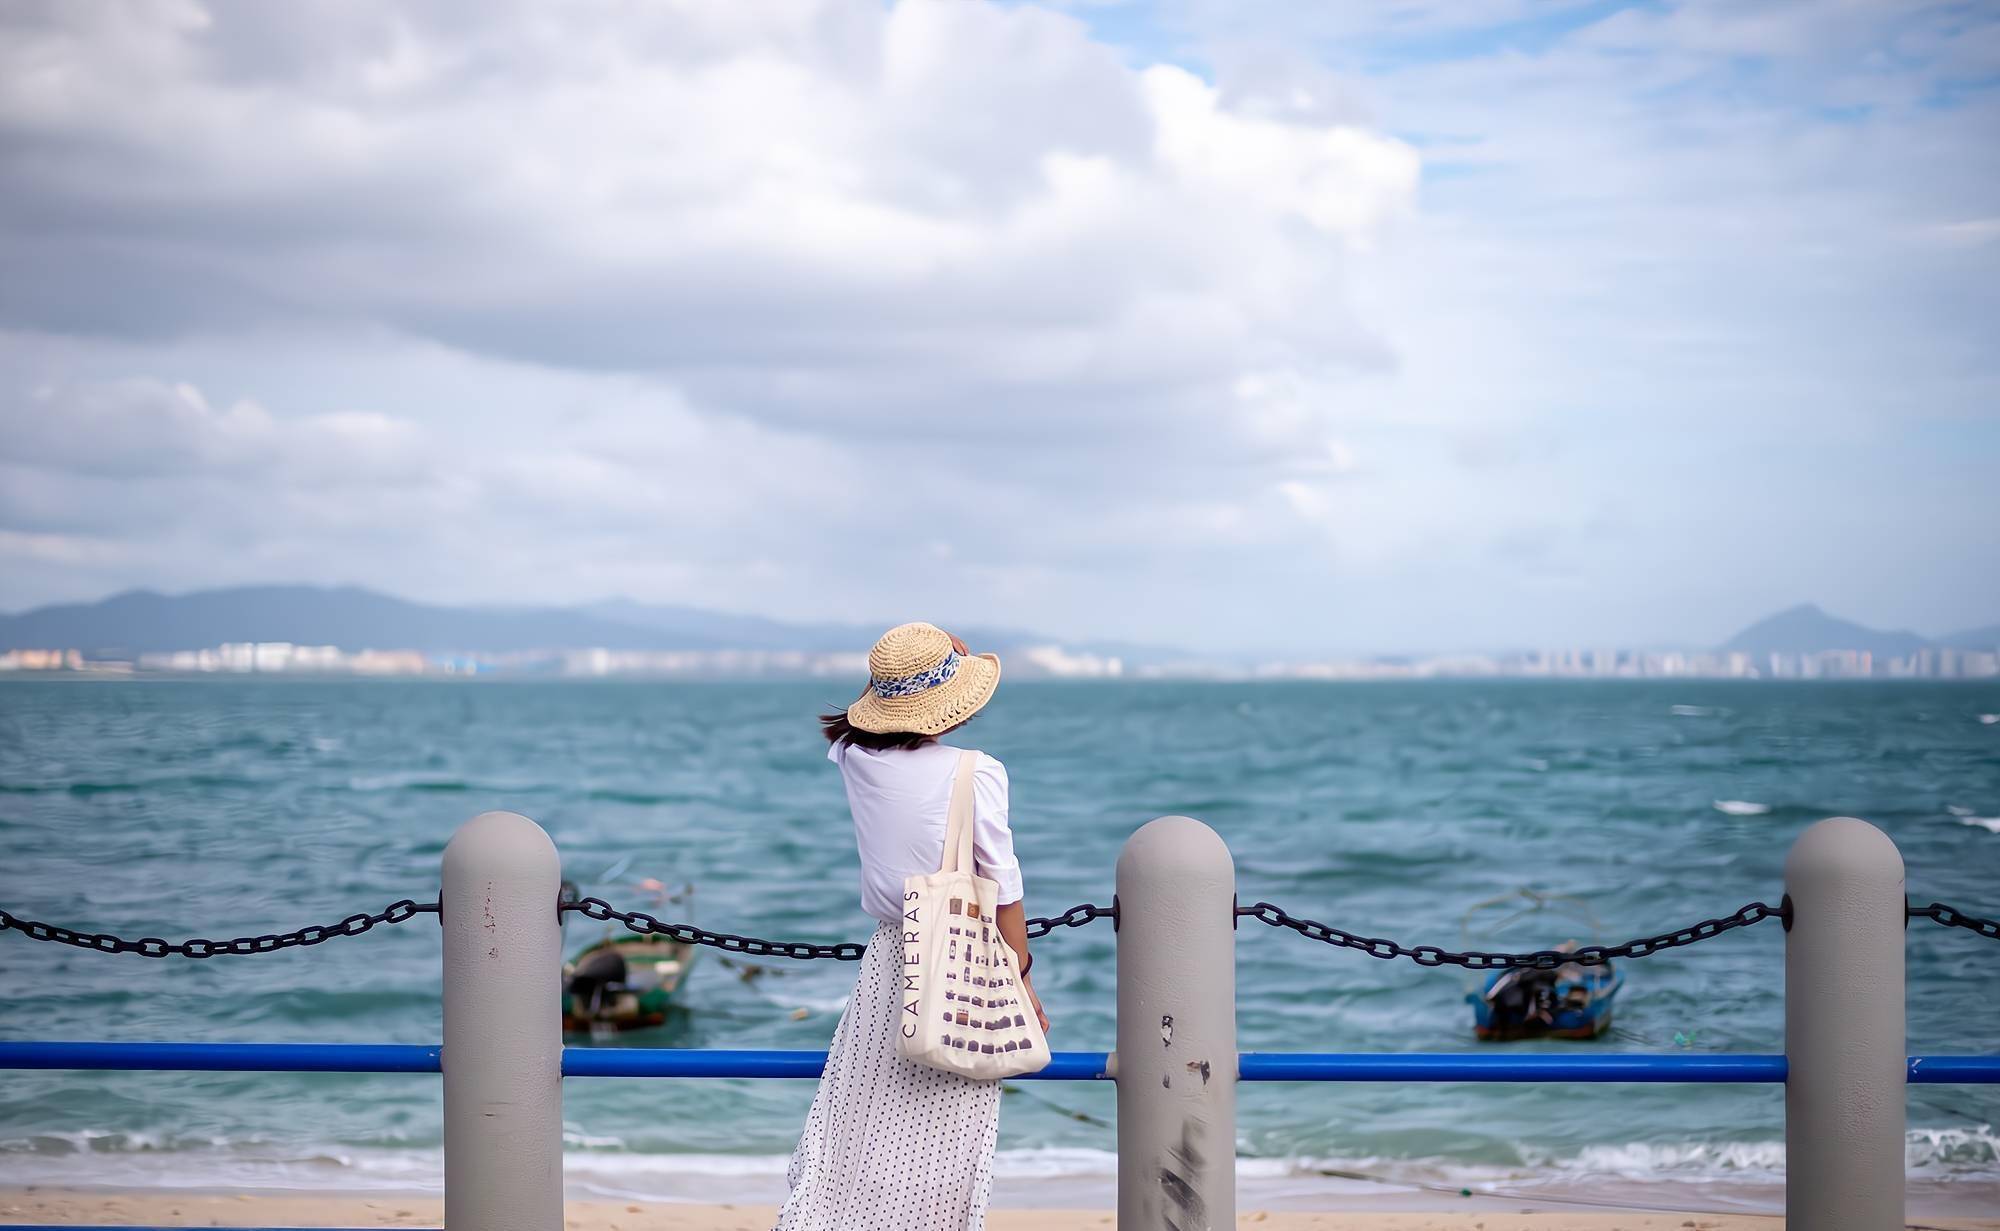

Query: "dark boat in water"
<box><xmin>1469</xmin><ymin>954</ymin><xmax>1623</xmax><ymax>1040</ymax></box>
<box><xmin>560</xmin><ymin>876</ymin><xmax>697</xmax><ymax>1036</ymax></box>
<box><xmin>1461</xmin><ymin>890</ymin><xmax>1623</xmax><ymax>1041</ymax></box>
<box><xmin>562</xmin><ymin>932</ymin><xmax>695</xmax><ymax>1035</ymax></box>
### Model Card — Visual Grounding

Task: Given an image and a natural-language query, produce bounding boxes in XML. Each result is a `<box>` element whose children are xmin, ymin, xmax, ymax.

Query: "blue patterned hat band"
<box><xmin>871</xmin><ymin>648</ymin><xmax>961</xmax><ymax>699</ymax></box>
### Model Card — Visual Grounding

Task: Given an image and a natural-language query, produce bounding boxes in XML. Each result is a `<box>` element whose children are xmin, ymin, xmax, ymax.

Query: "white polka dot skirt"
<box><xmin>775</xmin><ymin>920</ymin><xmax>1001</xmax><ymax>1231</ymax></box>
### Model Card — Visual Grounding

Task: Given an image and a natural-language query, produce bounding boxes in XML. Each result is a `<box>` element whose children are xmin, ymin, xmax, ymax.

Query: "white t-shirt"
<box><xmin>827</xmin><ymin>739</ymin><xmax>1024</xmax><ymax>925</ymax></box>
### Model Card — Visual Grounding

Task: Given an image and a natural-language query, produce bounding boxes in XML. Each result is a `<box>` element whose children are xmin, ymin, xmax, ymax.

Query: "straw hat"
<box><xmin>845</xmin><ymin>622</ymin><xmax>1002</xmax><ymax>736</ymax></box>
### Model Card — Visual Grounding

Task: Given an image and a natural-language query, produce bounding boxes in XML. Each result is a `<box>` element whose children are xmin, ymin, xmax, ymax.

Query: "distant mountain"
<box><xmin>1939</xmin><ymin>624</ymin><xmax>2000</xmax><ymax>651</ymax></box>
<box><xmin>16</xmin><ymin>585</ymin><xmax>1979</xmax><ymax>668</ymax></box>
<box><xmin>0</xmin><ymin>585</ymin><xmax>1153</xmax><ymax>665</ymax></box>
<box><xmin>1719</xmin><ymin>603</ymin><xmax>1933</xmax><ymax>658</ymax></box>
<box><xmin>0</xmin><ymin>586</ymin><xmax>738</xmax><ymax>656</ymax></box>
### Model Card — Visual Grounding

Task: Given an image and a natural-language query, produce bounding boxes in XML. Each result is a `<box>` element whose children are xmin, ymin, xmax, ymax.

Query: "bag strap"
<box><xmin>939</xmin><ymin>750</ymin><xmax>978</xmax><ymax>875</ymax></box>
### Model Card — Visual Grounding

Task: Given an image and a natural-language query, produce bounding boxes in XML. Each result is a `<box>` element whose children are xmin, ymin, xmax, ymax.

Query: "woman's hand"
<box><xmin>1023</xmin><ymin>975</ymin><xmax>1050</xmax><ymax>1036</ymax></box>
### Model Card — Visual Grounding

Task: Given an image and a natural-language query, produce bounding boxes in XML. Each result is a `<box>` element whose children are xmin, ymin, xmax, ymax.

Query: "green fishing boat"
<box><xmin>560</xmin><ymin>875</ymin><xmax>697</xmax><ymax>1035</ymax></box>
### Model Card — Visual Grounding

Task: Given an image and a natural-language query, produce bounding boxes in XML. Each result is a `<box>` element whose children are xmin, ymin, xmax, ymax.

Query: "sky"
<box><xmin>1</xmin><ymin>0</ymin><xmax>1996</xmax><ymax>656</ymax></box>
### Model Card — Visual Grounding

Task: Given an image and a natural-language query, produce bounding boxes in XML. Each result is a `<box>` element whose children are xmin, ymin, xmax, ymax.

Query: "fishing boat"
<box><xmin>1461</xmin><ymin>889</ymin><xmax>1623</xmax><ymax>1041</ymax></box>
<box><xmin>560</xmin><ymin>876</ymin><xmax>697</xmax><ymax>1036</ymax></box>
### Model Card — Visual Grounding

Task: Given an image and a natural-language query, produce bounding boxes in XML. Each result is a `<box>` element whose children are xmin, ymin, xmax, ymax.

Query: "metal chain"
<box><xmin>1909</xmin><ymin>901</ymin><xmax>2000</xmax><ymax>941</ymax></box>
<box><xmin>1026</xmin><ymin>902</ymin><xmax>1115</xmax><ymax>939</ymax></box>
<box><xmin>12</xmin><ymin>894</ymin><xmax>1991</xmax><ymax>966</ymax></box>
<box><xmin>562</xmin><ymin>896</ymin><xmax>868</xmax><ymax>960</ymax></box>
<box><xmin>1234</xmin><ymin>899</ymin><xmax>1788</xmax><ymax>970</ymax></box>
<box><xmin>562</xmin><ymin>897</ymin><xmax>1117</xmax><ymax>960</ymax></box>
<box><xmin>0</xmin><ymin>895</ymin><xmax>1116</xmax><ymax>964</ymax></box>
<box><xmin>0</xmin><ymin>899</ymin><xmax>436</xmax><ymax>959</ymax></box>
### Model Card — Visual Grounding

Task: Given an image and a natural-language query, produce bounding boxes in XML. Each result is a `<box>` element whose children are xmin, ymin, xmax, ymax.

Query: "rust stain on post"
<box><xmin>1158</xmin><ymin>1120</ymin><xmax>1208</xmax><ymax>1228</ymax></box>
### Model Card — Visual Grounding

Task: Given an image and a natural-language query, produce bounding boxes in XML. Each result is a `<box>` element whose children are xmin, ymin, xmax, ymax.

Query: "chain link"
<box><xmin>562</xmin><ymin>898</ymin><xmax>1117</xmax><ymax>959</ymax></box>
<box><xmin>0</xmin><ymin>895</ymin><xmax>1118</xmax><ymax>964</ymax></box>
<box><xmin>1909</xmin><ymin>901</ymin><xmax>2000</xmax><ymax>941</ymax></box>
<box><xmin>0</xmin><ymin>899</ymin><xmax>436</xmax><ymax>959</ymax></box>
<box><xmin>1234</xmin><ymin>899</ymin><xmax>1787</xmax><ymax>970</ymax></box>
<box><xmin>10</xmin><ymin>893</ymin><xmax>1992</xmax><ymax>966</ymax></box>
<box><xmin>1025</xmin><ymin>902</ymin><xmax>1115</xmax><ymax>939</ymax></box>
<box><xmin>562</xmin><ymin>897</ymin><xmax>868</xmax><ymax>960</ymax></box>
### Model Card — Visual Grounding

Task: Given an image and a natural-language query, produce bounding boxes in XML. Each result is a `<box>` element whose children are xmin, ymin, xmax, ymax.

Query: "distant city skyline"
<box><xmin>2</xmin><ymin>2</ymin><xmax>1996</xmax><ymax>657</ymax></box>
<box><xmin>8</xmin><ymin>641</ymin><xmax>1989</xmax><ymax>682</ymax></box>
<box><xmin>1</xmin><ymin>584</ymin><xmax>1995</xmax><ymax>680</ymax></box>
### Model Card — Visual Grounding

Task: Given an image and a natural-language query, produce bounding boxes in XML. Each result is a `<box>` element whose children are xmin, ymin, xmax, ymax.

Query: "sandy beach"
<box><xmin>3</xmin><ymin>1190</ymin><xmax>1998</xmax><ymax>1231</ymax></box>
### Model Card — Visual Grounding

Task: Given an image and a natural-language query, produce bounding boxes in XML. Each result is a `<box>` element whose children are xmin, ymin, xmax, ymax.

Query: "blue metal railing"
<box><xmin>4</xmin><ymin>1040</ymin><xmax>1994</xmax><ymax>1231</ymax></box>
<box><xmin>6</xmin><ymin>1040</ymin><xmax>1999</xmax><ymax>1083</ymax></box>
<box><xmin>9</xmin><ymin>1045</ymin><xmax>1994</xmax><ymax>1231</ymax></box>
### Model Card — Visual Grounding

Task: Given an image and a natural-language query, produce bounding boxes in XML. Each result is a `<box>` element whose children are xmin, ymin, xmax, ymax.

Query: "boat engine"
<box><xmin>1482</xmin><ymin>966</ymin><xmax>1562</xmax><ymax>1031</ymax></box>
<box><xmin>566</xmin><ymin>946</ymin><xmax>628</xmax><ymax>1015</ymax></box>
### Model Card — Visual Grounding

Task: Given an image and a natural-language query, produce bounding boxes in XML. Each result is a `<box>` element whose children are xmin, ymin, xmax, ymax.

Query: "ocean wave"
<box><xmin>235</xmin><ymin>985</ymin><xmax>443</xmax><ymax>1024</ymax></box>
<box><xmin>1711</xmin><ymin>799</ymin><xmax>1771</xmax><ymax>816</ymax></box>
<box><xmin>6</xmin><ymin>1127</ymin><xmax>1994</xmax><ymax>1194</ymax></box>
<box><xmin>1907</xmin><ymin>1124</ymin><xmax>2000</xmax><ymax>1168</ymax></box>
<box><xmin>1978</xmin><ymin>713</ymin><xmax>1998</xmax><ymax>725</ymax></box>
<box><xmin>61</xmin><ymin>780</ymin><xmax>146</xmax><ymax>795</ymax></box>
<box><xmin>582</xmin><ymin>788</ymin><xmax>695</xmax><ymax>806</ymax></box>
<box><xmin>1669</xmin><ymin>705</ymin><xmax>1713</xmax><ymax>717</ymax></box>
<box><xmin>1957</xmin><ymin>816</ymin><xmax>2000</xmax><ymax>834</ymax></box>
<box><xmin>1537</xmin><ymin>1138</ymin><xmax>1786</xmax><ymax>1180</ymax></box>
<box><xmin>347</xmin><ymin>774</ymin><xmax>472</xmax><ymax>793</ymax></box>
<box><xmin>561</xmin><ymin>1125</ymin><xmax>628</xmax><ymax>1150</ymax></box>
<box><xmin>2</xmin><ymin>1128</ymin><xmax>183</xmax><ymax>1155</ymax></box>
<box><xmin>344</xmin><ymin>770</ymin><xmax>562</xmax><ymax>795</ymax></box>
<box><xmin>0</xmin><ymin>772</ymin><xmax>281</xmax><ymax>796</ymax></box>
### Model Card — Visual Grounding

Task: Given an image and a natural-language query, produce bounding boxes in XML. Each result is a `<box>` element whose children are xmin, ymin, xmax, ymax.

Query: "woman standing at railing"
<box><xmin>776</xmin><ymin>622</ymin><xmax>1049</xmax><ymax>1231</ymax></box>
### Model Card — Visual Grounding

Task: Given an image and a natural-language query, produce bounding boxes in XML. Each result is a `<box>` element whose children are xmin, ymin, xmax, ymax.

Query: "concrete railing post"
<box><xmin>442</xmin><ymin>811</ymin><xmax>564</xmax><ymax>1230</ymax></box>
<box><xmin>1115</xmin><ymin>816</ymin><xmax>1236</xmax><ymax>1230</ymax></box>
<box><xmin>1785</xmin><ymin>816</ymin><xmax>1906</xmax><ymax>1229</ymax></box>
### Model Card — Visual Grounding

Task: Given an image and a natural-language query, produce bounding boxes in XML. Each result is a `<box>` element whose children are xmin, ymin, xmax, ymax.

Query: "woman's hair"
<box><xmin>820</xmin><ymin>708</ymin><xmax>971</xmax><ymax>751</ymax></box>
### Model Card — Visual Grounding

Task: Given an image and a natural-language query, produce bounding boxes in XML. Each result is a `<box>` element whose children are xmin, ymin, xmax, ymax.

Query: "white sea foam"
<box><xmin>6</xmin><ymin>1128</ymin><xmax>1996</xmax><ymax>1200</ymax></box>
<box><xmin>1906</xmin><ymin>1123</ymin><xmax>2000</xmax><ymax>1168</ymax></box>
<box><xmin>1948</xmin><ymin>804</ymin><xmax>1975</xmax><ymax>816</ymax></box>
<box><xmin>1509</xmin><ymin>1126</ymin><xmax>2000</xmax><ymax>1185</ymax></box>
<box><xmin>561</xmin><ymin>1124</ymin><xmax>628</xmax><ymax>1150</ymax></box>
<box><xmin>1712</xmin><ymin>799</ymin><xmax>1771</xmax><ymax>816</ymax></box>
<box><xmin>1529</xmin><ymin>1138</ymin><xmax>1787</xmax><ymax>1184</ymax></box>
<box><xmin>1669</xmin><ymin>705</ymin><xmax>1712</xmax><ymax>717</ymax></box>
<box><xmin>1978</xmin><ymin>713</ymin><xmax>1999</xmax><ymax>725</ymax></box>
<box><xmin>1958</xmin><ymin>816</ymin><xmax>2000</xmax><ymax>834</ymax></box>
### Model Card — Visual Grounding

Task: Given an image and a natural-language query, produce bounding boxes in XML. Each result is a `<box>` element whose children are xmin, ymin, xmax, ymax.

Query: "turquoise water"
<box><xmin>1</xmin><ymin>678</ymin><xmax>1996</xmax><ymax>1207</ymax></box>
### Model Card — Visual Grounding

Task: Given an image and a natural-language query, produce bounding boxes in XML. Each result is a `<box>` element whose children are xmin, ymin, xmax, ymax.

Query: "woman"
<box><xmin>775</xmin><ymin>622</ymin><xmax>1049</xmax><ymax>1231</ymax></box>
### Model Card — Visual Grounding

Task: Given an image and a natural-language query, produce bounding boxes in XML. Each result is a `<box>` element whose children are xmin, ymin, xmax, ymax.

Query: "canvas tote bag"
<box><xmin>895</xmin><ymin>750</ymin><xmax>1051</xmax><ymax>1079</ymax></box>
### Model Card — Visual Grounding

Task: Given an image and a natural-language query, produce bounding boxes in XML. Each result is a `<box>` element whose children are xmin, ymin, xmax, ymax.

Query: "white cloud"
<box><xmin>0</xmin><ymin>0</ymin><xmax>1414</xmax><ymax>416</ymax></box>
<box><xmin>0</xmin><ymin>0</ymin><xmax>1435</xmax><ymax>646</ymax></box>
<box><xmin>0</xmin><ymin>0</ymin><xmax>1996</xmax><ymax>651</ymax></box>
<box><xmin>1144</xmin><ymin>65</ymin><xmax>1415</xmax><ymax>237</ymax></box>
<box><xmin>1925</xmin><ymin>219</ymin><xmax>2000</xmax><ymax>247</ymax></box>
<box><xmin>2</xmin><ymin>379</ymin><xmax>424</xmax><ymax>483</ymax></box>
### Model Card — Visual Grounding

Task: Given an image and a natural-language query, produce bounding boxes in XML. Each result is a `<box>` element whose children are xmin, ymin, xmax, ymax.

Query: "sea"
<box><xmin>1</xmin><ymin>678</ymin><xmax>1996</xmax><ymax>1214</ymax></box>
